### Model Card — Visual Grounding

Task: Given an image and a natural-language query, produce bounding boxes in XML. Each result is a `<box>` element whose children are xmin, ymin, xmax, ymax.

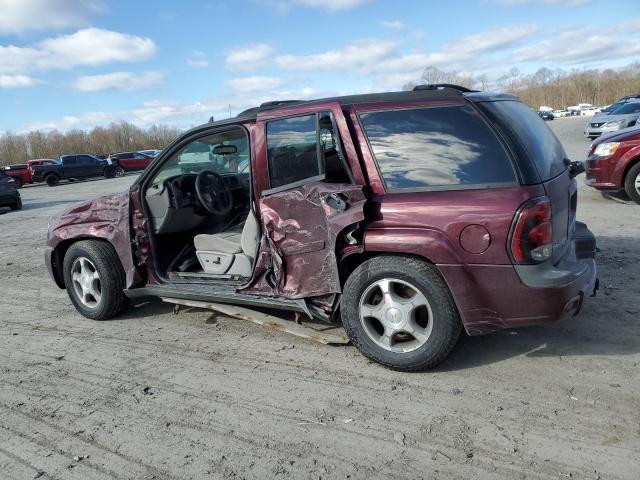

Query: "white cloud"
<box><xmin>381</xmin><ymin>20</ymin><xmax>407</xmax><ymax>30</ymax></box>
<box><xmin>226</xmin><ymin>76</ymin><xmax>285</xmax><ymax>92</ymax></box>
<box><xmin>276</xmin><ymin>39</ymin><xmax>397</xmax><ymax>71</ymax></box>
<box><xmin>22</xmin><ymin>87</ymin><xmax>323</xmax><ymax>133</ymax></box>
<box><xmin>0</xmin><ymin>0</ymin><xmax>105</xmax><ymax>34</ymax></box>
<box><xmin>0</xmin><ymin>28</ymin><xmax>157</xmax><ymax>76</ymax></box>
<box><xmin>0</xmin><ymin>74</ymin><xmax>42</xmax><ymax>88</ymax></box>
<box><xmin>225</xmin><ymin>43</ymin><xmax>274</xmax><ymax>71</ymax></box>
<box><xmin>187</xmin><ymin>50</ymin><xmax>209</xmax><ymax>68</ymax></box>
<box><xmin>73</xmin><ymin>71</ymin><xmax>164</xmax><ymax>92</ymax></box>
<box><xmin>270</xmin><ymin>0</ymin><xmax>372</xmax><ymax>11</ymax></box>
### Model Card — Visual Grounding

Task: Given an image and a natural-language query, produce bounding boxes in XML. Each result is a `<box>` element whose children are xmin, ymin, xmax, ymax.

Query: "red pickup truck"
<box><xmin>2</xmin><ymin>159</ymin><xmax>57</xmax><ymax>188</ymax></box>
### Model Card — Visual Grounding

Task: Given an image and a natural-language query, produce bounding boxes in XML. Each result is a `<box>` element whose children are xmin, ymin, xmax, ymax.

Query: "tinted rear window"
<box><xmin>359</xmin><ymin>105</ymin><xmax>516</xmax><ymax>191</ymax></box>
<box><xmin>477</xmin><ymin>100</ymin><xmax>567</xmax><ymax>182</ymax></box>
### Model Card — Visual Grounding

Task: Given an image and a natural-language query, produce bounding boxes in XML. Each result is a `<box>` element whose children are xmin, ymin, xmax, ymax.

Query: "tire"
<box><xmin>10</xmin><ymin>197</ymin><xmax>22</xmax><ymax>210</ymax></box>
<box><xmin>104</xmin><ymin>166</ymin><xmax>116</xmax><ymax>179</ymax></box>
<box><xmin>341</xmin><ymin>256</ymin><xmax>461</xmax><ymax>371</ymax></box>
<box><xmin>116</xmin><ymin>166</ymin><xmax>125</xmax><ymax>177</ymax></box>
<box><xmin>624</xmin><ymin>162</ymin><xmax>640</xmax><ymax>205</ymax></box>
<box><xmin>45</xmin><ymin>174</ymin><xmax>60</xmax><ymax>187</ymax></box>
<box><xmin>62</xmin><ymin>240</ymin><xmax>129</xmax><ymax>320</ymax></box>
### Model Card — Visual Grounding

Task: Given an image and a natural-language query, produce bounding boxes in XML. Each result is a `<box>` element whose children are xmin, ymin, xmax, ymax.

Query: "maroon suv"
<box><xmin>585</xmin><ymin>127</ymin><xmax>640</xmax><ymax>204</ymax></box>
<box><xmin>44</xmin><ymin>85</ymin><xmax>598</xmax><ymax>371</ymax></box>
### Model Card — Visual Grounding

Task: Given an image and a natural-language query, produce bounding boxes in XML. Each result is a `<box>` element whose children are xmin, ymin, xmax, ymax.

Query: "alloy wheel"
<box><xmin>359</xmin><ymin>278</ymin><xmax>433</xmax><ymax>353</ymax></box>
<box><xmin>71</xmin><ymin>257</ymin><xmax>102</xmax><ymax>308</ymax></box>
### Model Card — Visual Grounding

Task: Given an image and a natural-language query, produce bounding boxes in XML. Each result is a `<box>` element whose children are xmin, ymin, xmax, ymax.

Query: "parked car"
<box><xmin>584</xmin><ymin>100</ymin><xmax>640</xmax><ymax>139</ymax></box>
<box><xmin>553</xmin><ymin>109</ymin><xmax>570</xmax><ymax>118</ymax></box>
<box><xmin>139</xmin><ymin>149</ymin><xmax>162</xmax><ymax>157</ymax></box>
<box><xmin>32</xmin><ymin>154</ymin><xmax>116</xmax><ymax>187</ymax></box>
<box><xmin>585</xmin><ymin>127</ymin><xmax>640</xmax><ymax>204</ymax></box>
<box><xmin>3</xmin><ymin>159</ymin><xmax>58</xmax><ymax>187</ymax></box>
<box><xmin>2</xmin><ymin>164</ymin><xmax>29</xmax><ymax>188</ymax></box>
<box><xmin>538</xmin><ymin>111</ymin><xmax>555</xmax><ymax>121</ymax></box>
<box><xmin>109</xmin><ymin>151</ymin><xmax>155</xmax><ymax>175</ymax></box>
<box><xmin>0</xmin><ymin>170</ymin><xmax>21</xmax><ymax>210</ymax></box>
<box><xmin>44</xmin><ymin>85</ymin><xmax>598</xmax><ymax>371</ymax></box>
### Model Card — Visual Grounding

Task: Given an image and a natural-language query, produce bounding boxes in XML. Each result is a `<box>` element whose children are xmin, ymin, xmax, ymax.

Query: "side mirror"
<box><xmin>569</xmin><ymin>160</ymin><xmax>585</xmax><ymax>178</ymax></box>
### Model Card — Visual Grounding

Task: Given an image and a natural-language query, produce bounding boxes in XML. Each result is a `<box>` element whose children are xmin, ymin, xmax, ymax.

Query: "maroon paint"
<box><xmin>46</xmin><ymin>191</ymin><xmax>142</xmax><ymax>288</ymax></box>
<box><xmin>585</xmin><ymin>129</ymin><xmax>640</xmax><ymax>189</ymax></box>
<box><xmin>242</xmin><ymin>182</ymin><xmax>366</xmax><ymax>299</ymax></box>
<box><xmin>364</xmin><ymin>186</ymin><xmax>544</xmax><ymax>265</ymax></box>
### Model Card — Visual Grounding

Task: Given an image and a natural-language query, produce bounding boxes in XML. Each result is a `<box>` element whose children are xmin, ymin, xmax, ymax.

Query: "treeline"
<box><xmin>0</xmin><ymin>122</ymin><xmax>181</xmax><ymax>167</ymax></box>
<box><xmin>405</xmin><ymin>62</ymin><xmax>640</xmax><ymax>109</ymax></box>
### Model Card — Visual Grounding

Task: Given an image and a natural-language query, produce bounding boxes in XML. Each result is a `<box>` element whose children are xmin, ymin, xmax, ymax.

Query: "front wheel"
<box><xmin>104</xmin><ymin>166</ymin><xmax>116</xmax><ymax>179</ymax></box>
<box><xmin>45</xmin><ymin>174</ymin><xmax>60</xmax><ymax>187</ymax></box>
<box><xmin>341</xmin><ymin>256</ymin><xmax>461</xmax><ymax>371</ymax></box>
<box><xmin>62</xmin><ymin>240</ymin><xmax>129</xmax><ymax>320</ymax></box>
<box><xmin>624</xmin><ymin>162</ymin><xmax>640</xmax><ymax>205</ymax></box>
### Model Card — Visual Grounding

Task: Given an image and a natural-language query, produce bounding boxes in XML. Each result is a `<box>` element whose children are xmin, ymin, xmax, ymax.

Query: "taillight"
<box><xmin>510</xmin><ymin>197</ymin><xmax>553</xmax><ymax>263</ymax></box>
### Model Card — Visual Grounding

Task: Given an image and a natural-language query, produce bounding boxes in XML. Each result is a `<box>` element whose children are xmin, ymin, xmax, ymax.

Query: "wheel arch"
<box><xmin>51</xmin><ymin>236</ymin><xmax>119</xmax><ymax>289</ymax></box>
<box><xmin>620</xmin><ymin>153</ymin><xmax>640</xmax><ymax>188</ymax></box>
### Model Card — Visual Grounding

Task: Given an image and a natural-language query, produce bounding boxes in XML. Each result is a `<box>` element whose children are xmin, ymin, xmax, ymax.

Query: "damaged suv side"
<box><xmin>45</xmin><ymin>85</ymin><xmax>598</xmax><ymax>371</ymax></box>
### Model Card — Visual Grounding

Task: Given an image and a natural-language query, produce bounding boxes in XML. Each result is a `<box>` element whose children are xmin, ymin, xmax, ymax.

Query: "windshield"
<box><xmin>150</xmin><ymin>128</ymin><xmax>249</xmax><ymax>187</ymax></box>
<box><xmin>477</xmin><ymin>100</ymin><xmax>567</xmax><ymax>182</ymax></box>
<box><xmin>611</xmin><ymin>102</ymin><xmax>640</xmax><ymax>115</ymax></box>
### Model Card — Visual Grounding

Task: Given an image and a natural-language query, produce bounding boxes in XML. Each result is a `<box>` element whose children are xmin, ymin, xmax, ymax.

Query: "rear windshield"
<box><xmin>477</xmin><ymin>100</ymin><xmax>567</xmax><ymax>182</ymax></box>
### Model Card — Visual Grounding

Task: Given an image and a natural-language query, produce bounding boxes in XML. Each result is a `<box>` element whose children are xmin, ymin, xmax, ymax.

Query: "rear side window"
<box><xmin>477</xmin><ymin>100</ymin><xmax>567</xmax><ymax>182</ymax></box>
<box><xmin>267</xmin><ymin>114</ymin><xmax>322</xmax><ymax>188</ymax></box>
<box><xmin>359</xmin><ymin>105</ymin><xmax>516</xmax><ymax>191</ymax></box>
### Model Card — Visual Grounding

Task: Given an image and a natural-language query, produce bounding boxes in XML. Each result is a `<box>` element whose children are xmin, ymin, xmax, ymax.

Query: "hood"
<box><xmin>591</xmin><ymin>113</ymin><xmax>635</xmax><ymax>123</ymax></box>
<box><xmin>593</xmin><ymin>125</ymin><xmax>640</xmax><ymax>145</ymax></box>
<box><xmin>49</xmin><ymin>190</ymin><xmax>129</xmax><ymax>232</ymax></box>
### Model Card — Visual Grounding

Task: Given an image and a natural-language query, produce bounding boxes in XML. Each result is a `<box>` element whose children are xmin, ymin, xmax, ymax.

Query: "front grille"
<box><xmin>590</xmin><ymin>123</ymin><xmax>604</xmax><ymax>128</ymax></box>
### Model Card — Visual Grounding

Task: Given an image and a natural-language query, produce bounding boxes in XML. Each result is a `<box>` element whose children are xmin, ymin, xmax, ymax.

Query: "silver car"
<box><xmin>584</xmin><ymin>99</ymin><xmax>640</xmax><ymax>139</ymax></box>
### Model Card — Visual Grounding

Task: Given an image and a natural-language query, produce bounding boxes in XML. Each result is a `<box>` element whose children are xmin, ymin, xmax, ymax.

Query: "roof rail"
<box><xmin>412</xmin><ymin>83</ymin><xmax>477</xmax><ymax>93</ymax></box>
<box><xmin>259</xmin><ymin>100</ymin><xmax>302</xmax><ymax>109</ymax></box>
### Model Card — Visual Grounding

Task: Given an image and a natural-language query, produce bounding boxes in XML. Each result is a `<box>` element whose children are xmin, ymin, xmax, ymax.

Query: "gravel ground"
<box><xmin>1</xmin><ymin>116</ymin><xmax>638</xmax><ymax>480</ymax></box>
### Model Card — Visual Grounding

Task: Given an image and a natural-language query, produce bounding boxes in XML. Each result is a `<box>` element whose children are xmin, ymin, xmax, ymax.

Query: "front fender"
<box><xmin>47</xmin><ymin>191</ymin><xmax>142</xmax><ymax>288</ymax></box>
<box><xmin>613</xmin><ymin>145</ymin><xmax>640</xmax><ymax>186</ymax></box>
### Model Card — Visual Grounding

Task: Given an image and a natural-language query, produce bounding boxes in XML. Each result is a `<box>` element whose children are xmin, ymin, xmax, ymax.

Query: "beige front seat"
<box><xmin>194</xmin><ymin>210</ymin><xmax>259</xmax><ymax>277</ymax></box>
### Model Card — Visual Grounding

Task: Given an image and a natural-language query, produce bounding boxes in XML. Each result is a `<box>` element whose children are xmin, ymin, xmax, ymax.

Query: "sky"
<box><xmin>0</xmin><ymin>0</ymin><xmax>639</xmax><ymax>134</ymax></box>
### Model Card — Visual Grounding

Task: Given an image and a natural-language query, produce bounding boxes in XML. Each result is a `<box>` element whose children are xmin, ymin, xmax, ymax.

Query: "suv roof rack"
<box><xmin>412</xmin><ymin>84</ymin><xmax>477</xmax><ymax>93</ymax></box>
<box><xmin>259</xmin><ymin>100</ymin><xmax>302</xmax><ymax>108</ymax></box>
<box><xmin>236</xmin><ymin>100</ymin><xmax>303</xmax><ymax>118</ymax></box>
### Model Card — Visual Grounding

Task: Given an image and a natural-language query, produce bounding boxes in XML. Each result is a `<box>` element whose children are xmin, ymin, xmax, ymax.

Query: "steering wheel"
<box><xmin>195</xmin><ymin>170</ymin><xmax>233</xmax><ymax>215</ymax></box>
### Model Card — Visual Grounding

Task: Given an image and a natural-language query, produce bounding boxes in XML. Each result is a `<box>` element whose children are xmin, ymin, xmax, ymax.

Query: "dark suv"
<box><xmin>44</xmin><ymin>85</ymin><xmax>598</xmax><ymax>371</ymax></box>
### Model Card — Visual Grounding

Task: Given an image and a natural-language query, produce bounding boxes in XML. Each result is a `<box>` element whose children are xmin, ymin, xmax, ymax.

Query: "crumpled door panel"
<box><xmin>241</xmin><ymin>182</ymin><xmax>365</xmax><ymax>299</ymax></box>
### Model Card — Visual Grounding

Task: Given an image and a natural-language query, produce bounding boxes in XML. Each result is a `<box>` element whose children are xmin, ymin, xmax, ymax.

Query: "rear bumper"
<box><xmin>439</xmin><ymin>222</ymin><xmax>598</xmax><ymax>336</ymax></box>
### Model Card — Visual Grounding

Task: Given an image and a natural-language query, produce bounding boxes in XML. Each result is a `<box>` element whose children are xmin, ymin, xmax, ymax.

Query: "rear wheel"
<box><xmin>63</xmin><ymin>240</ymin><xmax>129</xmax><ymax>320</ymax></box>
<box><xmin>45</xmin><ymin>174</ymin><xmax>60</xmax><ymax>187</ymax></box>
<box><xmin>624</xmin><ymin>162</ymin><xmax>640</xmax><ymax>205</ymax></box>
<box><xmin>341</xmin><ymin>256</ymin><xmax>461</xmax><ymax>371</ymax></box>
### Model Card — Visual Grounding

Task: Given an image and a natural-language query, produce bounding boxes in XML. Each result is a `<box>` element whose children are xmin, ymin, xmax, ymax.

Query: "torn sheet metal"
<box><xmin>46</xmin><ymin>190</ymin><xmax>143</xmax><ymax>288</ymax></box>
<box><xmin>160</xmin><ymin>297</ymin><xmax>349</xmax><ymax>345</ymax></box>
<box><xmin>241</xmin><ymin>182</ymin><xmax>366</xmax><ymax>300</ymax></box>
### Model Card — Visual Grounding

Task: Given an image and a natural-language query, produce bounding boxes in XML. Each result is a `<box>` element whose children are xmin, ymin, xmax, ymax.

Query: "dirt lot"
<box><xmin>1</xmin><ymin>116</ymin><xmax>638</xmax><ymax>480</ymax></box>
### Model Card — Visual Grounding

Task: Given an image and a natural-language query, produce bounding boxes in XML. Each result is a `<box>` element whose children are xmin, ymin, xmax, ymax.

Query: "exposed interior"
<box><xmin>144</xmin><ymin>126</ymin><xmax>258</xmax><ymax>281</ymax></box>
<box><xmin>142</xmin><ymin>111</ymin><xmax>354</xmax><ymax>284</ymax></box>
